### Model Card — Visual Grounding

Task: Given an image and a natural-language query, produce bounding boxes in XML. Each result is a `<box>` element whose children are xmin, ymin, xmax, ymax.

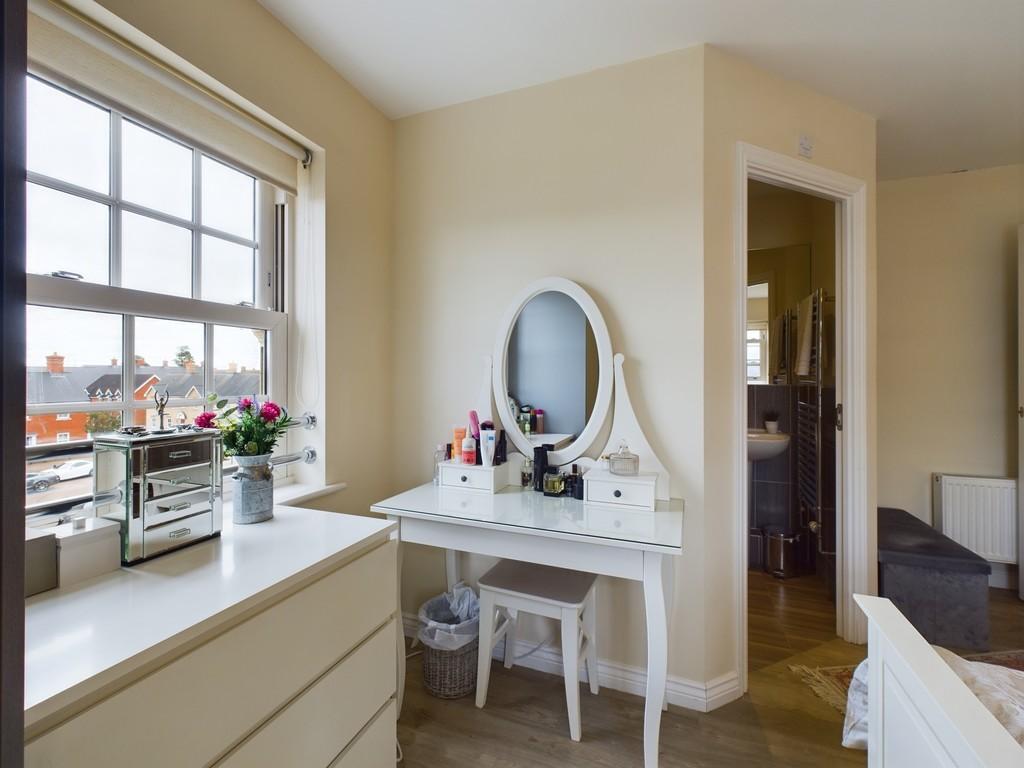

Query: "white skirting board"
<box><xmin>402</xmin><ymin>613</ymin><xmax>741</xmax><ymax>713</ymax></box>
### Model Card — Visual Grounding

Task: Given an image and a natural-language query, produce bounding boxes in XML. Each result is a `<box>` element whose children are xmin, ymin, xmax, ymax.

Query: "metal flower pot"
<box><xmin>232</xmin><ymin>454</ymin><xmax>274</xmax><ymax>524</ymax></box>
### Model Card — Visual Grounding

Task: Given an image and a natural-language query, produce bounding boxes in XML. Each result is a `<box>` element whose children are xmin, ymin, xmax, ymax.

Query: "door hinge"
<box><xmin>1018</xmin><ymin>406</ymin><xmax>1023</xmax><ymax>418</ymax></box>
<box><xmin>835</xmin><ymin>403</ymin><xmax>844</xmax><ymax>431</ymax></box>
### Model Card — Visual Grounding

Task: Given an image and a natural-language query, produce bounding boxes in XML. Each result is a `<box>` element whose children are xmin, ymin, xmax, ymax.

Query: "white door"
<box><xmin>1018</xmin><ymin>224</ymin><xmax>1024</xmax><ymax>600</ymax></box>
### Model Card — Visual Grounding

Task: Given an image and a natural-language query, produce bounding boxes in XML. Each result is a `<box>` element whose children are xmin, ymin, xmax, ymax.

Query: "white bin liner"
<box><xmin>417</xmin><ymin>584</ymin><xmax>480</xmax><ymax>651</ymax></box>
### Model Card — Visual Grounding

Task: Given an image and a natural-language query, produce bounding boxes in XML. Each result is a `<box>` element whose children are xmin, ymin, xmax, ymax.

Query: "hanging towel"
<box><xmin>796</xmin><ymin>294</ymin><xmax>815</xmax><ymax>376</ymax></box>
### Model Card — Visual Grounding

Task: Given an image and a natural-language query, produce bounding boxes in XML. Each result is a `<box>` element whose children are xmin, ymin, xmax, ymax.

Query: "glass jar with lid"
<box><xmin>608</xmin><ymin>441</ymin><xmax>640</xmax><ymax>476</ymax></box>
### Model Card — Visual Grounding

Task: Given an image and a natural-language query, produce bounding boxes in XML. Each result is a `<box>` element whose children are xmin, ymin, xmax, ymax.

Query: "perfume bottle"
<box><xmin>521</xmin><ymin>458</ymin><xmax>534</xmax><ymax>488</ymax></box>
<box><xmin>543</xmin><ymin>467</ymin><xmax>565</xmax><ymax>497</ymax></box>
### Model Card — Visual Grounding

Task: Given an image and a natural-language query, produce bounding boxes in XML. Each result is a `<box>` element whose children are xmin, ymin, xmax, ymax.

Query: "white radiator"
<box><xmin>932</xmin><ymin>474</ymin><xmax>1018</xmax><ymax>564</ymax></box>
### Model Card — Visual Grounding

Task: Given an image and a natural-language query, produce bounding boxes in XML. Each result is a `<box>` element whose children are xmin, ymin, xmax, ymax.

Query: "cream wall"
<box><xmin>393</xmin><ymin>48</ymin><xmax>707</xmax><ymax>679</ymax></box>
<box><xmin>702</xmin><ymin>46</ymin><xmax>876</xmax><ymax>677</ymax></box>
<box><xmin>878</xmin><ymin>164</ymin><xmax>1024</xmax><ymax>519</ymax></box>
<box><xmin>92</xmin><ymin>0</ymin><xmax>396</xmax><ymax>518</ymax></box>
<box><xmin>395</xmin><ymin>44</ymin><xmax>877</xmax><ymax>695</ymax></box>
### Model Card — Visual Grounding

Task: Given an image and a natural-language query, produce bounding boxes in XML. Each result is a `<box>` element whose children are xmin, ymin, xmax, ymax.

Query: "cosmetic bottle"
<box><xmin>543</xmin><ymin>467</ymin><xmax>565</xmax><ymax>497</ymax></box>
<box><xmin>532</xmin><ymin>446</ymin><xmax>548</xmax><ymax>492</ymax></box>
<box><xmin>461</xmin><ymin>429</ymin><xmax>477</xmax><ymax>466</ymax></box>
<box><xmin>452</xmin><ymin>427</ymin><xmax>467</xmax><ymax>463</ymax></box>
<box><xmin>433</xmin><ymin>444</ymin><xmax>446</xmax><ymax>485</ymax></box>
<box><xmin>495</xmin><ymin>430</ymin><xmax>507</xmax><ymax>465</ymax></box>
<box><xmin>521</xmin><ymin>458</ymin><xmax>534</xmax><ymax>488</ymax></box>
<box><xmin>572</xmin><ymin>463</ymin><xmax>584</xmax><ymax>500</ymax></box>
<box><xmin>480</xmin><ymin>429</ymin><xmax>496</xmax><ymax>467</ymax></box>
<box><xmin>534</xmin><ymin>408</ymin><xmax>545</xmax><ymax>435</ymax></box>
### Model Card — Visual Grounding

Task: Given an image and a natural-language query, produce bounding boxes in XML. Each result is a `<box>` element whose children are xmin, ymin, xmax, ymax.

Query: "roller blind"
<box><xmin>27</xmin><ymin>1</ymin><xmax>305</xmax><ymax>193</ymax></box>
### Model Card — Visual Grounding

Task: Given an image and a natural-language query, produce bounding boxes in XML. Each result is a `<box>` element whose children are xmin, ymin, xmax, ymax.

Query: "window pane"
<box><xmin>27</xmin><ymin>306</ymin><xmax>122</xmax><ymax>405</ymax></box>
<box><xmin>27</xmin><ymin>78</ymin><xmax>109</xmax><ymax>193</ymax></box>
<box><xmin>121</xmin><ymin>212</ymin><xmax>192</xmax><ymax>297</ymax></box>
<box><xmin>26</xmin><ymin>440</ymin><xmax>109</xmax><ymax>511</ymax></box>
<box><xmin>27</xmin><ymin>183</ymin><xmax>109</xmax><ymax>283</ymax></box>
<box><xmin>129</xmin><ymin>405</ymin><xmax>204</xmax><ymax>432</ymax></box>
<box><xmin>134</xmin><ymin>317</ymin><xmax>205</xmax><ymax>402</ymax></box>
<box><xmin>202</xmin><ymin>156</ymin><xmax>254</xmax><ymax>239</ymax></box>
<box><xmin>121</xmin><ymin>120</ymin><xmax>192</xmax><ymax>219</ymax></box>
<box><xmin>202</xmin><ymin>235</ymin><xmax>254</xmax><ymax>305</ymax></box>
<box><xmin>213</xmin><ymin>326</ymin><xmax>266</xmax><ymax>397</ymax></box>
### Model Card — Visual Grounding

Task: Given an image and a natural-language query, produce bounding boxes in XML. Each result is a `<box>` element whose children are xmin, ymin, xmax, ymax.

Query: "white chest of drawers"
<box><xmin>25</xmin><ymin>505</ymin><xmax>398</xmax><ymax>768</ymax></box>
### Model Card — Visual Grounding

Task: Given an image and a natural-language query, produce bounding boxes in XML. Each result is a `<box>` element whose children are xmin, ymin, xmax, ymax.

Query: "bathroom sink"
<box><xmin>748</xmin><ymin>430</ymin><xmax>790</xmax><ymax>462</ymax></box>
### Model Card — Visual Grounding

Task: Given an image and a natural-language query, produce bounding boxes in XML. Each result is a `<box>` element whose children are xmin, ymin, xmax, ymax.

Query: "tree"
<box><xmin>85</xmin><ymin>411</ymin><xmax>121</xmax><ymax>436</ymax></box>
<box><xmin>175</xmin><ymin>345</ymin><xmax>195</xmax><ymax>368</ymax></box>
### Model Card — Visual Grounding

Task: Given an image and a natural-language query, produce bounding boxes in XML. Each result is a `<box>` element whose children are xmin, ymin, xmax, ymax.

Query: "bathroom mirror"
<box><xmin>493</xmin><ymin>278</ymin><xmax>613</xmax><ymax>466</ymax></box>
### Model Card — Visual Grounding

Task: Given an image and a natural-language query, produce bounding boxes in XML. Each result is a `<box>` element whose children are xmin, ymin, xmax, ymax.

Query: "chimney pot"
<box><xmin>111</xmin><ymin>357</ymin><xmax>118</xmax><ymax>366</ymax></box>
<box><xmin>46</xmin><ymin>353</ymin><xmax>65</xmax><ymax>375</ymax></box>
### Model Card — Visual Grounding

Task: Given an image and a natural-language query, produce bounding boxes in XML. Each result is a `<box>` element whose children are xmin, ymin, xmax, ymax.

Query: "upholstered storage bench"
<box><xmin>877</xmin><ymin>506</ymin><xmax>991</xmax><ymax>651</ymax></box>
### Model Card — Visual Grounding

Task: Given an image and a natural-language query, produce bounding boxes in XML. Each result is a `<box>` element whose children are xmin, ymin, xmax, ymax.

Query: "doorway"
<box><xmin>733</xmin><ymin>143</ymin><xmax>871</xmax><ymax>694</ymax></box>
<box><xmin>745</xmin><ymin>180</ymin><xmax>839</xmax><ymax>673</ymax></box>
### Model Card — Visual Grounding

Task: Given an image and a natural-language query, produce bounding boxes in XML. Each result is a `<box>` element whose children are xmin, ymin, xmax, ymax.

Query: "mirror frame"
<box><xmin>492</xmin><ymin>277</ymin><xmax>613</xmax><ymax>466</ymax></box>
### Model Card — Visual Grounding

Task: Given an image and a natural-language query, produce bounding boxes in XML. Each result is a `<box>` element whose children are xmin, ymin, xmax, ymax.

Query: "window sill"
<box><xmin>271</xmin><ymin>479</ymin><xmax>346</xmax><ymax>507</ymax></box>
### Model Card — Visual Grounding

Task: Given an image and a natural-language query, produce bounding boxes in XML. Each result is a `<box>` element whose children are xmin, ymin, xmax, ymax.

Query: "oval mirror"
<box><xmin>493</xmin><ymin>278</ymin><xmax>613</xmax><ymax>466</ymax></box>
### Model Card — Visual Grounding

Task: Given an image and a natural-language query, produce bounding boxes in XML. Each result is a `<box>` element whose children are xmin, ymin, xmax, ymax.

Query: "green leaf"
<box><xmin>215</xmin><ymin>399</ymin><xmax>229</xmax><ymax>409</ymax></box>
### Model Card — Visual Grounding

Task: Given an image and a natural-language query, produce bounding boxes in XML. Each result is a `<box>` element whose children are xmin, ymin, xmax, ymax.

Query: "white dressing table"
<box><xmin>375</xmin><ymin>276</ymin><xmax>684</xmax><ymax>767</ymax></box>
<box><xmin>373</xmin><ymin>483</ymin><xmax>683</xmax><ymax>767</ymax></box>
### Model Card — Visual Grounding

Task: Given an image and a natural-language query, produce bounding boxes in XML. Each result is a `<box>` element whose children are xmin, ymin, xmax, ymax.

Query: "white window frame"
<box><xmin>55</xmin><ymin>412</ymin><xmax>71</xmax><ymax>421</ymax></box>
<box><xmin>746</xmin><ymin>322</ymin><xmax>769</xmax><ymax>384</ymax></box>
<box><xmin>25</xmin><ymin>74</ymin><xmax>290</xmax><ymax>514</ymax></box>
<box><xmin>56</xmin><ymin>432</ymin><xmax>71</xmax><ymax>443</ymax></box>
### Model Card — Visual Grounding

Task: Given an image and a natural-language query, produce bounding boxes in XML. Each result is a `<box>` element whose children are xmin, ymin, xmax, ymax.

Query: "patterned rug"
<box><xmin>791</xmin><ymin>649</ymin><xmax>1024</xmax><ymax>714</ymax></box>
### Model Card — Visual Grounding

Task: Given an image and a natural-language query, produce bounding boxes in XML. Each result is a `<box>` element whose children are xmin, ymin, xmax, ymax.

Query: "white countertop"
<box><xmin>25</xmin><ymin>503</ymin><xmax>394</xmax><ymax>731</ymax></box>
<box><xmin>372</xmin><ymin>483</ymin><xmax>683</xmax><ymax>554</ymax></box>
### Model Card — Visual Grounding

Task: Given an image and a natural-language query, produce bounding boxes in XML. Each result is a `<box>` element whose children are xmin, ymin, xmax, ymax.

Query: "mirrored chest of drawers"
<box><xmin>93</xmin><ymin>430</ymin><xmax>223</xmax><ymax>564</ymax></box>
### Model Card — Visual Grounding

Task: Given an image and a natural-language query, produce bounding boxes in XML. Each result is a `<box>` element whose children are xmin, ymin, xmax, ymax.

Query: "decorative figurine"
<box><xmin>153</xmin><ymin>388</ymin><xmax>170</xmax><ymax>430</ymax></box>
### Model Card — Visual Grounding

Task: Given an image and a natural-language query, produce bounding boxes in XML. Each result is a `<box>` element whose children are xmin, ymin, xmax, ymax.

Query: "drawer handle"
<box><xmin>163</xmin><ymin>501</ymin><xmax>192</xmax><ymax>513</ymax></box>
<box><xmin>168</xmin><ymin>450</ymin><xmax>192</xmax><ymax>459</ymax></box>
<box><xmin>169</xmin><ymin>527</ymin><xmax>191</xmax><ymax>539</ymax></box>
<box><xmin>613</xmin><ymin>490</ymin><xmax>622</xmax><ymax>498</ymax></box>
<box><xmin>461</xmin><ymin>475</ymin><xmax>468</xmax><ymax>483</ymax></box>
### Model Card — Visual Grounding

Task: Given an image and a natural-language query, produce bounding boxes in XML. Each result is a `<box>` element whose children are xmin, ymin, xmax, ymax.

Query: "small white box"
<box><xmin>583</xmin><ymin>468</ymin><xmax>657</xmax><ymax>511</ymax></box>
<box><xmin>49</xmin><ymin>517</ymin><xmax>121</xmax><ymax>587</ymax></box>
<box><xmin>438</xmin><ymin>460</ymin><xmax>510</xmax><ymax>494</ymax></box>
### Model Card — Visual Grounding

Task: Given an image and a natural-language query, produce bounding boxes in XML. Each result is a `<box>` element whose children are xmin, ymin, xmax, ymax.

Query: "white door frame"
<box><xmin>734</xmin><ymin>142</ymin><xmax>871</xmax><ymax>692</ymax></box>
<box><xmin>1017</xmin><ymin>224</ymin><xmax>1023</xmax><ymax>601</ymax></box>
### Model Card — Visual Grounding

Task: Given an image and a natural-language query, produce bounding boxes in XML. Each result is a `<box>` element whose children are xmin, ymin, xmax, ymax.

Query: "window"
<box><xmin>25</xmin><ymin>75</ymin><xmax>288</xmax><ymax>520</ymax></box>
<box><xmin>746</xmin><ymin>323</ymin><xmax>769</xmax><ymax>384</ymax></box>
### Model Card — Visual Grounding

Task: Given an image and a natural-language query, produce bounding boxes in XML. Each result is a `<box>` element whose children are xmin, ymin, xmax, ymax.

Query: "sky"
<box><xmin>25</xmin><ymin>76</ymin><xmax>266</xmax><ymax>374</ymax></box>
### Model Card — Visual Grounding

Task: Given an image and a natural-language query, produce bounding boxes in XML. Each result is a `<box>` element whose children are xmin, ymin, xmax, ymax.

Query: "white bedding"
<box><xmin>843</xmin><ymin>648</ymin><xmax>1024</xmax><ymax>750</ymax></box>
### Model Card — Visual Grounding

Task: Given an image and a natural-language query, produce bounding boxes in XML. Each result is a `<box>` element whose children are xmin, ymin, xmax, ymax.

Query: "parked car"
<box><xmin>52</xmin><ymin>460</ymin><xmax>93</xmax><ymax>481</ymax></box>
<box><xmin>26</xmin><ymin>470</ymin><xmax>58</xmax><ymax>493</ymax></box>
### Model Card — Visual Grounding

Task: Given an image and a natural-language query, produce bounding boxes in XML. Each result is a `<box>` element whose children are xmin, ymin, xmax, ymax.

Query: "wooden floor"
<box><xmin>397</xmin><ymin>573</ymin><xmax>1023</xmax><ymax>767</ymax></box>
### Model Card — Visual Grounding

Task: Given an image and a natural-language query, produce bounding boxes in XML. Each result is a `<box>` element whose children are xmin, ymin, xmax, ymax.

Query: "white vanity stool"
<box><xmin>475</xmin><ymin>559</ymin><xmax>599</xmax><ymax>742</ymax></box>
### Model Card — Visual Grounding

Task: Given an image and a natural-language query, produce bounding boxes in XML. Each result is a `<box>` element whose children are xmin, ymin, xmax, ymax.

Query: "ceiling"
<box><xmin>256</xmin><ymin>0</ymin><xmax>1023</xmax><ymax>180</ymax></box>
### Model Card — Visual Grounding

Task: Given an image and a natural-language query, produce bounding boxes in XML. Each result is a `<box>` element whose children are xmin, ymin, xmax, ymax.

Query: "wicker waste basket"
<box><xmin>418</xmin><ymin>585</ymin><xmax>480</xmax><ymax>699</ymax></box>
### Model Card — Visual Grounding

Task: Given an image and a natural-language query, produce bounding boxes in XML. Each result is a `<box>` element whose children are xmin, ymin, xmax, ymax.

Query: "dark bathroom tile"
<box><xmin>754</xmin><ymin>448</ymin><xmax>790</xmax><ymax>483</ymax></box>
<box><xmin>747</xmin><ymin>386</ymin><xmax>757</xmax><ymax>428</ymax></box>
<box><xmin>752</xmin><ymin>481</ymin><xmax>790</xmax><ymax>530</ymax></box>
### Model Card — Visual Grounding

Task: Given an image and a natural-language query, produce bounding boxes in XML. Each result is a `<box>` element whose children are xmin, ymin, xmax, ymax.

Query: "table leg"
<box><xmin>643</xmin><ymin>551</ymin><xmax>668</xmax><ymax>768</ymax></box>
<box><xmin>391</xmin><ymin>519</ymin><xmax>406</xmax><ymax>717</ymax></box>
<box><xmin>445</xmin><ymin>548</ymin><xmax>460</xmax><ymax>589</ymax></box>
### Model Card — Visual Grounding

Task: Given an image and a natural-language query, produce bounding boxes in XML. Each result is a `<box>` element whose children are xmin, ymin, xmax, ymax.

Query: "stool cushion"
<box><xmin>479</xmin><ymin>560</ymin><xmax>597</xmax><ymax>606</ymax></box>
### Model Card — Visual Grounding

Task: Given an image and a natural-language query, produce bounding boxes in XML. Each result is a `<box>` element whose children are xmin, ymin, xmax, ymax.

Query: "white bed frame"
<box><xmin>855</xmin><ymin>595</ymin><xmax>1024</xmax><ymax>767</ymax></box>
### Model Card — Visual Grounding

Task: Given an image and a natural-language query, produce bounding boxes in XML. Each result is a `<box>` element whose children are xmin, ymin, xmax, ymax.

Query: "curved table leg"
<box><xmin>643</xmin><ymin>551</ymin><xmax>668</xmax><ymax>768</ymax></box>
